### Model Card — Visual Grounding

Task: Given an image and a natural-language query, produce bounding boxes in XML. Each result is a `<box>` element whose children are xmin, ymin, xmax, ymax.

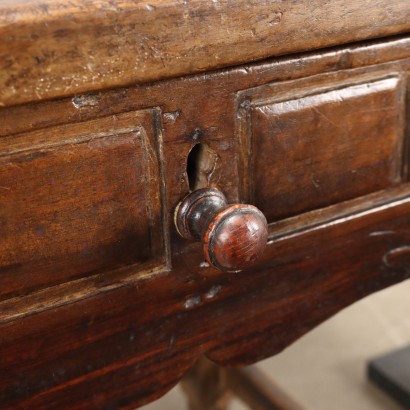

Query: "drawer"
<box><xmin>237</xmin><ymin>73</ymin><xmax>406</xmax><ymax>223</ymax></box>
<box><xmin>0</xmin><ymin>110</ymin><xmax>168</xmax><ymax>300</ymax></box>
<box><xmin>1</xmin><ymin>36</ymin><xmax>410</xmax><ymax>410</ymax></box>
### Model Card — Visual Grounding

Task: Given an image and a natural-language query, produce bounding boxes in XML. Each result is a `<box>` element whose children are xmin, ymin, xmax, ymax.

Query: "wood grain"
<box><xmin>1</xmin><ymin>191</ymin><xmax>410</xmax><ymax>409</ymax></box>
<box><xmin>175</xmin><ymin>188</ymin><xmax>268</xmax><ymax>272</ymax></box>
<box><xmin>239</xmin><ymin>75</ymin><xmax>405</xmax><ymax>222</ymax></box>
<box><xmin>203</xmin><ymin>205</ymin><xmax>268</xmax><ymax>273</ymax></box>
<box><xmin>0</xmin><ymin>35</ymin><xmax>410</xmax><ymax>409</ymax></box>
<box><xmin>1</xmin><ymin>0</ymin><xmax>410</xmax><ymax>107</ymax></box>
<box><xmin>0</xmin><ymin>110</ymin><xmax>168</xmax><ymax>301</ymax></box>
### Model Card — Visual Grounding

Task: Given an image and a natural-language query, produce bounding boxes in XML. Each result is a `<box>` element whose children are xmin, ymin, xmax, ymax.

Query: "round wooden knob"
<box><xmin>174</xmin><ymin>188</ymin><xmax>268</xmax><ymax>272</ymax></box>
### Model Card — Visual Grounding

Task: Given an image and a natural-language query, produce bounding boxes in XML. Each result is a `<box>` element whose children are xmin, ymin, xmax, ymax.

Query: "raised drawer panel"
<box><xmin>0</xmin><ymin>110</ymin><xmax>167</xmax><ymax>300</ymax></box>
<box><xmin>238</xmin><ymin>74</ymin><xmax>406</xmax><ymax>223</ymax></box>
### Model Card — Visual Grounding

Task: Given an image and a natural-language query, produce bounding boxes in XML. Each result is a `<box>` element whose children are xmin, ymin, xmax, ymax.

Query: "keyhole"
<box><xmin>186</xmin><ymin>143</ymin><xmax>219</xmax><ymax>191</ymax></box>
<box><xmin>187</xmin><ymin>143</ymin><xmax>202</xmax><ymax>190</ymax></box>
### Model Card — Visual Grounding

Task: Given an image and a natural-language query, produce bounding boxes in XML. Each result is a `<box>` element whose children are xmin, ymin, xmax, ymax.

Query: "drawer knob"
<box><xmin>175</xmin><ymin>188</ymin><xmax>268</xmax><ymax>272</ymax></box>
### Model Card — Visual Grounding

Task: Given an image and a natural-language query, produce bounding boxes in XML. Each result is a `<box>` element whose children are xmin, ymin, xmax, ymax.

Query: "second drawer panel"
<box><xmin>238</xmin><ymin>73</ymin><xmax>406</xmax><ymax>223</ymax></box>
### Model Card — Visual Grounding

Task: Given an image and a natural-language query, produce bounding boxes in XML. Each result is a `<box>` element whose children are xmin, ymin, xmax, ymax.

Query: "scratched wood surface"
<box><xmin>0</xmin><ymin>110</ymin><xmax>168</xmax><ymax>301</ymax></box>
<box><xmin>1</xmin><ymin>0</ymin><xmax>410</xmax><ymax>107</ymax></box>
<box><xmin>239</xmin><ymin>75</ymin><xmax>406</xmax><ymax>222</ymax></box>
<box><xmin>0</xmin><ymin>36</ymin><xmax>410</xmax><ymax>409</ymax></box>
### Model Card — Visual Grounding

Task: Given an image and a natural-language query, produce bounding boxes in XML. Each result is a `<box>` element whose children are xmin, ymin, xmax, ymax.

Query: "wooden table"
<box><xmin>1</xmin><ymin>1</ymin><xmax>410</xmax><ymax>408</ymax></box>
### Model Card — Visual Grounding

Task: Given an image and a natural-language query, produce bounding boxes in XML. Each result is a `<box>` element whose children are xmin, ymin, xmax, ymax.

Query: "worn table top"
<box><xmin>1</xmin><ymin>0</ymin><xmax>410</xmax><ymax>107</ymax></box>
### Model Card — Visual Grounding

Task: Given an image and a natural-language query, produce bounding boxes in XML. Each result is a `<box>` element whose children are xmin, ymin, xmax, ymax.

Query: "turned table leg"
<box><xmin>181</xmin><ymin>357</ymin><xmax>305</xmax><ymax>410</ymax></box>
<box><xmin>181</xmin><ymin>357</ymin><xmax>232</xmax><ymax>410</ymax></box>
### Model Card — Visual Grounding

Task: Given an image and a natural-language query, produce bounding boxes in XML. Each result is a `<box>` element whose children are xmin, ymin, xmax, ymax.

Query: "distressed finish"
<box><xmin>2</xmin><ymin>189</ymin><xmax>410</xmax><ymax>409</ymax></box>
<box><xmin>0</xmin><ymin>110</ymin><xmax>168</xmax><ymax>301</ymax></box>
<box><xmin>1</xmin><ymin>9</ymin><xmax>410</xmax><ymax>410</ymax></box>
<box><xmin>1</xmin><ymin>0</ymin><xmax>410</xmax><ymax>106</ymax></box>
<box><xmin>175</xmin><ymin>188</ymin><xmax>268</xmax><ymax>272</ymax></box>
<box><xmin>238</xmin><ymin>75</ymin><xmax>406</xmax><ymax>222</ymax></box>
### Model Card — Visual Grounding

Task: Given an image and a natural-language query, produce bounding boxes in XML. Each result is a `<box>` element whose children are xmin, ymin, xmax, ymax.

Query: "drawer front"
<box><xmin>0</xmin><ymin>110</ymin><xmax>167</xmax><ymax>300</ymax></box>
<box><xmin>0</xmin><ymin>36</ymin><xmax>410</xmax><ymax>410</ymax></box>
<box><xmin>238</xmin><ymin>73</ymin><xmax>406</xmax><ymax>223</ymax></box>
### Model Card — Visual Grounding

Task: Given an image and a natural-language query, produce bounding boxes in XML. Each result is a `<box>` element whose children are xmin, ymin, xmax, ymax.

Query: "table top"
<box><xmin>1</xmin><ymin>0</ymin><xmax>409</xmax><ymax>106</ymax></box>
